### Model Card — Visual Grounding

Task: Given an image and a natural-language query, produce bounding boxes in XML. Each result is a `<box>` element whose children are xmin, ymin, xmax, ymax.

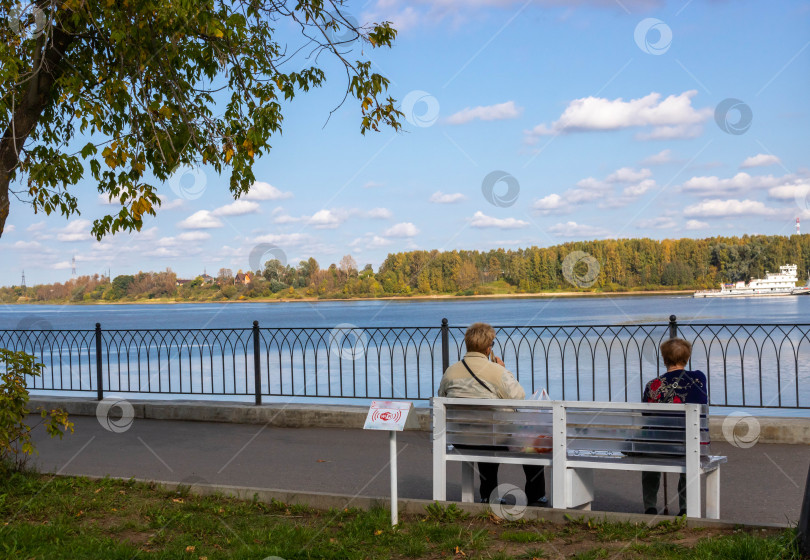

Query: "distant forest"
<box><xmin>3</xmin><ymin>234</ymin><xmax>810</xmax><ymax>303</ymax></box>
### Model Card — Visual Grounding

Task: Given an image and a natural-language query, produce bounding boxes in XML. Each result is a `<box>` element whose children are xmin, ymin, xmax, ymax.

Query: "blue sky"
<box><xmin>3</xmin><ymin>0</ymin><xmax>810</xmax><ymax>286</ymax></box>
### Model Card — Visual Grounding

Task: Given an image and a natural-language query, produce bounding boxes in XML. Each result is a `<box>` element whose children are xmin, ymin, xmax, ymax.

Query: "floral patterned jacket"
<box><xmin>642</xmin><ymin>369</ymin><xmax>708</xmax><ymax>405</ymax></box>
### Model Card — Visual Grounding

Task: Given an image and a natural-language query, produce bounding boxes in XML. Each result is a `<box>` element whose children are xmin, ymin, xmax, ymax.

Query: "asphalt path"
<box><xmin>29</xmin><ymin>416</ymin><xmax>810</xmax><ymax>526</ymax></box>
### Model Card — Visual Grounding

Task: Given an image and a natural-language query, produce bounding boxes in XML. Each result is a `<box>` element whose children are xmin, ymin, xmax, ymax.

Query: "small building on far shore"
<box><xmin>235</xmin><ymin>271</ymin><xmax>254</xmax><ymax>286</ymax></box>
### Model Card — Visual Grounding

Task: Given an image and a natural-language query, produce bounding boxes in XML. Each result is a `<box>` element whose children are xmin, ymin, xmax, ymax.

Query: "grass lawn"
<box><xmin>0</xmin><ymin>471</ymin><xmax>801</xmax><ymax>559</ymax></box>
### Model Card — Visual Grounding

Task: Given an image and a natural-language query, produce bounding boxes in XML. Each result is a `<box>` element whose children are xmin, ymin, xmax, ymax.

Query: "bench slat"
<box><xmin>446</xmin><ymin>425</ymin><xmax>709</xmax><ymax>443</ymax></box>
<box><xmin>446</xmin><ymin>408</ymin><xmax>709</xmax><ymax>429</ymax></box>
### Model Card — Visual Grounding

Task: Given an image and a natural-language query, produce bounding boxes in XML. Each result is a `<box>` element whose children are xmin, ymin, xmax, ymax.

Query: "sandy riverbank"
<box><xmin>9</xmin><ymin>289</ymin><xmax>695</xmax><ymax>305</ymax></box>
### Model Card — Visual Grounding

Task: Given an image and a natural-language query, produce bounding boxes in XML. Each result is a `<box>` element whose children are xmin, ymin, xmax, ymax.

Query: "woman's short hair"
<box><xmin>660</xmin><ymin>338</ymin><xmax>692</xmax><ymax>368</ymax></box>
<box><xmin>465</xmin><ymin>322</ymin><xmax>496</xmax><ymax>354</ymax></box>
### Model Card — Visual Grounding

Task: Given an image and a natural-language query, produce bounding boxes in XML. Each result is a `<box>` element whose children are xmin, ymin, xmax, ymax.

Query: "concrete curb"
<box><xmin>29</xmin><ymin>395</ymin><xmax>432</xmax><ymax>430</ymax></box>
<box><xmin>28</xmin><ymin>396</ymin><xmax>810</xmax><ymax>444</ymax></box>
<box><xmin>67</xmin><ymin>474</ymin><xmax>788</xmax><ymax>529</ymax></box>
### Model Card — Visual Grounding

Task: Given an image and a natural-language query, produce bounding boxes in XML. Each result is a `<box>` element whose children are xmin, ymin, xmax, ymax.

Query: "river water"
<box><xmin>1</xmin><ymin>295</ymin><xmax>809</xmax><ymax>415</ymax></box>
<box><xmin>1</xmin><ymin>293</ymin><xmax>809</xmax><ymax>329</ymax></box>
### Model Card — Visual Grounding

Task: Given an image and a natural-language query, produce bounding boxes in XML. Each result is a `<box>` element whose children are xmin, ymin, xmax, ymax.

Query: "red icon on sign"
<box><xmin>371</xmin><ymin>409</ymin><xmax>402</xmax><ymax>423</ymax></box>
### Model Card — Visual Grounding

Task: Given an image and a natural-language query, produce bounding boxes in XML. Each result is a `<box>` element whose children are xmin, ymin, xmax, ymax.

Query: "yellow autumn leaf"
<box><xmin>224</xmin><ymin>148</ymin><xmax>234</xmax><ymax>163</ymax></box>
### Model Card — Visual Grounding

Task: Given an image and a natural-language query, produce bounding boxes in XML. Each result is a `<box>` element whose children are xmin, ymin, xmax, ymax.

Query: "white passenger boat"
<box><xmin>693</xmin><ymin>264</ymin><xmax>810</xmax><ymax>298</ymax></box>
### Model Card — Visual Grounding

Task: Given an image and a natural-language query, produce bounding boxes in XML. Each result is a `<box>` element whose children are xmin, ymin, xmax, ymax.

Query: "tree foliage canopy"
<box><xmin>0</xmin><ymin>0</ymin><xmax>401</xmax><ymax>238</ymax></box>
<box><xmin>5</xmin><ymin>234</ymin><xmax>810</xmax><ymax>302</ymax></box>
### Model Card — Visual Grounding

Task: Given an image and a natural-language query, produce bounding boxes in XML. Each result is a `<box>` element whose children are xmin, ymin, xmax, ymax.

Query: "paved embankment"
<box><xmin>28</xmin><ymin>396</ymin><xmax>810</xmax><ymax>444</ymax></box>
<box><xmin>26</xmin><ymin>397</ymin><xmax>810</xmax><ymax>526</ymax></box>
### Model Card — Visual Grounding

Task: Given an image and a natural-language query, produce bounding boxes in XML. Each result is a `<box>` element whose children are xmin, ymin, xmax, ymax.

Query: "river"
<box><xmin>1</xmin><ymin>295</ymin><xmax>809</xmax><ymax>415</ymax></box>
<box><xmin>1</xmin><ymin>293</ymin><xmax>808</xmax><ymax>330</ymax></box>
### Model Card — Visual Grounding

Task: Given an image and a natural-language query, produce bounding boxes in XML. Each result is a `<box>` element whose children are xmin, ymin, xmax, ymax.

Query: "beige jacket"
<box><xmin>437</xmin><ymin>352</ymin><xmax>526</xmax><ymax>400</ymax></box>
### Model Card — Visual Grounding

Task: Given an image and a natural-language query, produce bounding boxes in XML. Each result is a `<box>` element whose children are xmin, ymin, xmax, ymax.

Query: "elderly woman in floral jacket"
<box><xmin>641</xmin><ymin>338</ymin><xmax>707</xmax><ymax>516</ymax></box>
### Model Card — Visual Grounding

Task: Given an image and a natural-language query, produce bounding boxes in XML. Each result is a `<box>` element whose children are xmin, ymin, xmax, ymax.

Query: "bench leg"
<box><xmin>461</xmin><ymin>462</ymin><xmax>475</xmax><ymax>503</ymax></box>
<box><xmin>705</xmin><ymin>468</ymin><xmax>720</xmax><ymax>519</ymax></box>
<box><xmin>685</xmin><ymin>470</ymin><xmax>701</xmax><ymax>518</ymax></box>
<box><xmin>432</xmin><ymin>403</ymin><xmax>446</xmax><ymax>501</ymax></box>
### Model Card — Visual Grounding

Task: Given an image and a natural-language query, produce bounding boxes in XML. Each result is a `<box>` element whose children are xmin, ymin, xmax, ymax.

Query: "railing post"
<box><xmin>253</xmin><ymin>320</ymin><xmax>262</xmax><ymax>406</ymax></box>
<box><xmin>668</xmin><ymin>314</ymin><xmax>678</xmax><ymax>339</ymax></box>
<box><xmin>95</xmin><ymin>322</ymin><xmax>103</xmax><ymax>401</ymax></box>
<box><xmin>797</xmin><ymin>463</ymin><xmax>810</xmax><ymax>554</ymax></box>
<box><xmin>441</xmin><ymin>318</ymin><xmax>449</xmax><ymax>373</ymax></box>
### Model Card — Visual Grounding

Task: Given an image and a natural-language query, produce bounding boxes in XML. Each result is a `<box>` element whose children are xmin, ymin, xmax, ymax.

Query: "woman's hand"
<box><xmin>492</xmin><ymin>354</ymin><xmax>505</xmax><ymax>367</ymax></box>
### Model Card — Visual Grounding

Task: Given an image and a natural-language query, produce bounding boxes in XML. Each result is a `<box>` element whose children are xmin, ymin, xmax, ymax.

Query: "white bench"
<box><xmin>432</xmin><ymin>398</ymin><xmax>727</xmax><ymax>518</ymax></box>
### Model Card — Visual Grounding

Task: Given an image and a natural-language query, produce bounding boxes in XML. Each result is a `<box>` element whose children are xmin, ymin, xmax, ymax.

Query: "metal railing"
<box><xmin>1</xmin><ymin>316</ymin><xmax>809</xmax><ymax>408</ymax></box>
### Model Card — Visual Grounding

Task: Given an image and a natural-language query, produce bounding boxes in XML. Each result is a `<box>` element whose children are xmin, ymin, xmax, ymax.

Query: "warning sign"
<box><xmin>363</xmin><ymin>401</ymin><xmax>414</xmax><ymax>431</ymax></box>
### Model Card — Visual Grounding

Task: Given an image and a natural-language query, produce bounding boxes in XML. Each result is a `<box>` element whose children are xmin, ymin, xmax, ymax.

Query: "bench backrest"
<box><xmin>433</xmin><ymin>398</ymin><xmax>711</xmax><ymax>458</ymax></box>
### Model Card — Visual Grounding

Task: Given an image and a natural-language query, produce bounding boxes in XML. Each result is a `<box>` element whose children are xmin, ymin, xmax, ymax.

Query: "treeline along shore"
<box><xmin>4</xmin><ymin>234</ymin><xmax>810</xmax><ymax>304</ymax></box>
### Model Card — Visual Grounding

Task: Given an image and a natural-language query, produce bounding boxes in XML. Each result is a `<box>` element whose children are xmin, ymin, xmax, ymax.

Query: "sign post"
<box><xmin>363</xmin><ymin>400</ymin><xmax>417</xmax><ymax>526</ymax></box>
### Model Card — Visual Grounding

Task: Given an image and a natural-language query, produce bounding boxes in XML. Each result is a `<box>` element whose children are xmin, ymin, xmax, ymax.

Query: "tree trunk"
<box><xmin>0</xmin><ymin>24</ymin><xmax>75</xmax><ymax>237</ymax></box>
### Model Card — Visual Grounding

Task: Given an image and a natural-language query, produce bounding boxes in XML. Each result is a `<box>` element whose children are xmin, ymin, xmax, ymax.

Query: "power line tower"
<box><xmin>71</xmin><ymin>254</ymin><xmax>77</xmax><ymax>278</ymax></box>
<box><xmin>21</xmin><ymin>270</ymin><xmax>26</xmax><ymax>290</ymax></box>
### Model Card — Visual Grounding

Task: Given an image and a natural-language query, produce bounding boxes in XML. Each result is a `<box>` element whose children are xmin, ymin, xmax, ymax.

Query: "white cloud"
<box><xmin>143</xmin><ymin>247</ymin><xmax>185</xmax><ymax>258</ymax></box>
<box><xmin>641</xmin><ymin>149</ymin><xmax>675</xmax><ymax>166</ymax></box>
<box><xmin>365</xmin><ymin>207</ymin><xmax>393</xmax><ymax>219</ymax></box>
<box><xmin>685</xmin><ymin>219</ymin><xmax>709</xmax><ymax>230</ymax></box>
<box><xmin>535</xmin><ymin>167</ymin><xmax>655</xmax><ymax>215</ymax></box>
<box><xmin>5</xmin><ymin>224</ymin><xmax>15</xmax><ymax>233</ymax></box>
<box><xmin>274</xmin><ymin>208</ymin><xmax>352</xmax><ymax>229</ymax></box>
<box><xmin>445</xmin><ymin>101</ymin><xmax>522</xmax><ymax>125</ymax></box>
<box><xmin>309</xmin><ymin>209</ymin><xmax>344</xmax><ymax>229</ymax></box>
<box><xmin>27</xmin><ymin>222</ymin><xmax>46</xmax><ymax>232</ymax></box>
<box><xmin>14</xmin><ymin>240</ymin><xmax>41</xmax><ymax>250</ymax></box>
<box><xmin>568</xmin><ymin>178</ymin><xmax>611</xmax><ymax>203</ymax></box>
<box><xmin>768</xmin><ymin>179</ymin><xmax>810</xmax><ymax>200</ymax></box>
<box><xmin>212</xmin><ymin>200</ymin><xmax>261</xmax><ymax>216</ymax></box>
<box><xmin>533</xmin><ymin>193</ymin><xmax>569</xmax><ymax>214</ymax></box>
<box><xmin>178</xmin><ymin>210</ymin><xmax>224</xmax><ymax>229</ymax></box>
<box><xmin>429</xmin><ymin>191</ymin><xmax>467</xmax><ymax>204</ymax></box>
<box><xmin>684</xmin><ymin>199</ymin><xmax>779</xmax><ymax>218</ymax></box>
<box><xmin>525</xmin><ymin>90</ymin><xmax>711</xmax><ymax>143</ymax></box>
<box><xmin>253</xmin><ymin>232</ymin><xmax>317</xmax><ymax>247</ymax></box>
<box><xmin>179</xmin><ymin>231</ymin><xmax>210</xmax><ymax>242</ymax></box>
<box><xmin>469</xmin><ymin>211</ymin><xmax>529</xmax><ymax>229</ymax></box>
<box><xmin>362</xmin><ymin>2</ymin><xmax>421</xmax><ymax>31</ymax></box>
<box><xmin>547</xmin><ymin>221</ymin><xmax>610</xmax><ymax>238</ymax></box>
<box><xmin>362</xmin><ymin>180</ymin><xmax>384</xmax><ymax>189</ymax></box>
<box><xmin>98</xmin><ymin>193</ymin><xmax>121</xmax><ymax>205</ymax></box>
<box><xmin>636</xmin><ymin>216</ymin><xmax>677</xmax><ymax>229</ymax></box>
<box><xmin>681</xmin><ymin>172</ymin><xmax>781</xmax><ymax>196</ymax></box>
<box><xmin>606</xmin><ymin>167</ymin><xmax>652</xmax><ymax>183</ymax></box>
<box><xmin>53</xmin><ymin>261</ymin><xmax>71</xmax><ymax>270</ymax></box>
<box><xmin>158</xmin><ymin>195</ymin><xmax>184</xmax><ymax>210</ymax></box>
<box><xmin>57</xmin><ymin>219</ymin><xmax>93</xmax><ymax>242</ymax></box>
<box><xmin>274</xmin><ymin>207</ymin><xmax>389</xmax><ymax>228</ymax></box>
<box><xmin>741</xmin><ymin>153</ymin><xmax>781</xmax><ymax>169</ymax></box>
<box><xmin>157</xmin><ymin>231</ymin><xmax>211</xmax><ymax>248</ymax></box>
<box><xmin>384</xmin><ymin>222</ymin><xmax>420</xmax><ymax>237</ymax></box>
<box><xmin>622</xmin><ymin>179</ymin><xmax>656</xmax><ymax>197</ymax></box>
<box><xmin>350</xmin><ymin>234</ymin><xmax>392</xmax><ymax>251</ymax></box>
<box><xmin>243</xmin><ymin>181</ymin><xmax>293</xmax><ymax>201</ymax></box>
<box><xmin>637</xmin><ymin>124</ymin><xmax>703</xmax><ymax>140</ymax></box>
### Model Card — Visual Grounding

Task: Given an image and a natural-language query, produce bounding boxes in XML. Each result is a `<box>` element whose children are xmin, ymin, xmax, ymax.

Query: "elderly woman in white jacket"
<box><xmin>438</xmin><ymin>322</ymin><xmax>546</xmax><ymax>506</ymax></box>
